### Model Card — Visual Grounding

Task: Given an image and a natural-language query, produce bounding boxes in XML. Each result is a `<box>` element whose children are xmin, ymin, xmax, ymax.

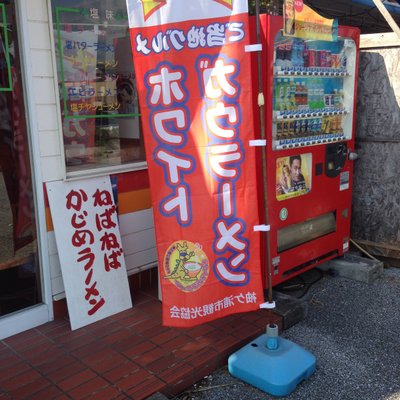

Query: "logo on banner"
<box><xmin>142</xmin><ymin>0</ymin><xmax>234</xmax><ymax>20</ymax></box>
<box><xmin>214</xmin><ymin>0</ymin><xmax>233</xmax><ymax>9</ymax></box>
<box><xmin>164</xmin><ymin>241</ymin><xmax>209</xmax><ymax>292</ymax></box>
<box><xmin>142</xmin><ymin>0</ymin><xmax>167</xmax><ymax>20</ymax></box>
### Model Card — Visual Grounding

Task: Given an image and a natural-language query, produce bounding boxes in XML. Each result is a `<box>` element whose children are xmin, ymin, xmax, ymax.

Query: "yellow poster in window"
<box><xmin>283</xmin><ymin>0</ymin><xmax>337</xmax><ymax>41</ymax></box>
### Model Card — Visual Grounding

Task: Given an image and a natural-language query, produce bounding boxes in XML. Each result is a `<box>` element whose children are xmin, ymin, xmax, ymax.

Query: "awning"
<box><xmin>351</xmin><ymin>0</ymin><xmax>400</xmax><ymax>14</ymax></box>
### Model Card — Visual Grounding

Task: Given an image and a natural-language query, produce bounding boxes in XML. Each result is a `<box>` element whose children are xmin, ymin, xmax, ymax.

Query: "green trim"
<box><xmin>0</xmin><ymin>3</ymin><xmax>13</xmax><ymax>91</ymax></box>
<box><xmin>55</xmin><ymin>7</ymin><xmax>78</xmax><ymax>117</ymax></box>
<box><xmin>65</xmin><ymin>113</ymin><xmax>140</xmax><ymax>120</ymax></box>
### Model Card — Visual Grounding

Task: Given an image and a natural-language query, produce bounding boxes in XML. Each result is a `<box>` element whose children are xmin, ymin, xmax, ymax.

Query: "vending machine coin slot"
<box><xmin>325</xmin><ymin>142</ymin><xmax>347</xmax><ymax>178</ymax></box>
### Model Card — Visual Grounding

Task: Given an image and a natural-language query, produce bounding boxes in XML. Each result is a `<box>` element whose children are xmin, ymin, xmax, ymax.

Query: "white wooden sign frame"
<box><xmin>47</xmin><ymin>177</ymin><xmax>132</xmax><ymax>330</ymax></box>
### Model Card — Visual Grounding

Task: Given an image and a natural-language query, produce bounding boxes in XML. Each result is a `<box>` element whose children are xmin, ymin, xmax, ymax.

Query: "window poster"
<box><xmin>126</xmin><ymin>0</ymin><xmax>264</xmax><ymax>327</ymax></box>
<box><xmin>276</xmin><ymin>153</ymin><xmax>312</xmax><ymax>201</ymax></box>
<box><xmin>51</xmin><ymin>1</ymin><xmax>144</xmax><ymax>171</ymax></box>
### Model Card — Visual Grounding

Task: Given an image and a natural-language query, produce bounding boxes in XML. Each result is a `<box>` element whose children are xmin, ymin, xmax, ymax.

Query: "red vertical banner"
<box><xmin>126</xmin><ymin>0</ymin><xmax>264</xmax><ymax>326</ymax></box>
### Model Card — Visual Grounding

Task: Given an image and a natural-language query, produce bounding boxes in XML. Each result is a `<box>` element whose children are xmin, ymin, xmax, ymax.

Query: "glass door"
<box><xmin>0</xmin><ymin>2</ymin><xmax>42</xmax><ymax>319</ymax></box>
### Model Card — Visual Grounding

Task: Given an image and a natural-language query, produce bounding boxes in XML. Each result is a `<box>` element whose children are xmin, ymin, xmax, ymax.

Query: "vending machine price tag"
<box><xmin>340</xmin><ymin>171</ymin><xmax>350</xmax><ymax>191</ymax></box>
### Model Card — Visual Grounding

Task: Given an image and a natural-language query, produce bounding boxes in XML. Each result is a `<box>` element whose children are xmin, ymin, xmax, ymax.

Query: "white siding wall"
<box><xmin>25</xmin><ymin>0</ymin><xmax>157</xmax><ymax>299</ymax></box>
<box><xmin>27</xmin><ymin>0</ymin><xmax>64</xmax><ymax>182</ymax></box>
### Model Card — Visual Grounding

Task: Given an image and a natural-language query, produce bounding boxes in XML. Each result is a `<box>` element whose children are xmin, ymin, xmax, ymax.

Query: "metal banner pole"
<box><xmin>255</xmin><ymin>0</ymin><xmax>275</xmax><ymax>307</ymax></box>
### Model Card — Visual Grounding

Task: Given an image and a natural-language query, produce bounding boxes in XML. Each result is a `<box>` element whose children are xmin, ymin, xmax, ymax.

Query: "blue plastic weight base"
<box><xmin>228</xmin><ymin>333</ymin><xmax>316</xmax><ymax>397</ymax></box>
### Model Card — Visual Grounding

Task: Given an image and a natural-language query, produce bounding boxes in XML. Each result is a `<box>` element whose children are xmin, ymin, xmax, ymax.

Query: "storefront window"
<box><xmin>51</xmin><ymin>0</ymin><xmax>145</xmax><ymax>175</ymax></box>
<box><xmin>0</xmin><ymin>2</ymin><xmax>42</xmax><ymax>316</ymax></box>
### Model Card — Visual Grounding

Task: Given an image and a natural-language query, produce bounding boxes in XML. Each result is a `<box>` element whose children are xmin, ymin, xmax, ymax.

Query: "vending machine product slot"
<box><xmin>277</xmin><ymin>212</ymin><xmax>337</xmax><ymax>253</ymax></box>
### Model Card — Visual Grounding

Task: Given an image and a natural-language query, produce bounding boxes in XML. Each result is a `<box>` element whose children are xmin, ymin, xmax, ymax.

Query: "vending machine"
<box><xmin>256</xmin><ymin>15</ymin><xmax>360</xmax><ymax>287</ymax></box>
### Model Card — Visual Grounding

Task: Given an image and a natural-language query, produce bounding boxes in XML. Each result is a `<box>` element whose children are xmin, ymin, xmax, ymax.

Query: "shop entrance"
<box><xmin>0</xmin><ymin>2</ymin><xmax>42</xmax><ymax>320</ymax></box>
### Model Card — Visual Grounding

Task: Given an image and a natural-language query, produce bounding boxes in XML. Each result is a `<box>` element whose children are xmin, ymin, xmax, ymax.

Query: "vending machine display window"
<box><xmin>272</xmin><ymin>32</ymin><xmax>357</xmax><ymax>151</ymax></box>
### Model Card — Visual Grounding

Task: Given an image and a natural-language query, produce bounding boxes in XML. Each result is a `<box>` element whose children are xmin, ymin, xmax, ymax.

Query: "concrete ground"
<box><xmin>177</xmin><ymin>265</ymin><xmax>400</xmax><ymax>400</ymax></box>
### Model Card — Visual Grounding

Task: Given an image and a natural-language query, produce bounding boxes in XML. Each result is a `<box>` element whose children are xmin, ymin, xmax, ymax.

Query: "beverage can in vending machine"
<box><xmin>315</xmin><ymin>50</ymin><xmax>321</xmax><ymax>67</ymax></box>
<box><xmin>322</xmin><ymin>116</ymin><xmax>330</xmax><ymax>134</ymax></box>
<box><xmin>340</xmin><ymin>52</ymin><xmax>347</xmax><ymax>70</ymax></box>
<box><xmin>326</xmin><ymin>51</ymin><xmax>332</xmax><ymax>68</ymax></box>
<box><xmin>308</xmin><ymin>49</ymin><xmax>316</xmax><ymax>67</ymax></box>
<box><xmin>320</xmin><ymin>50</ymin><xmax>327</xmax><ymax>68</ymax></box>
<box><xmin>303</xmin><ymin>45</ymin><xmax>309</xmax><ymax>68</ymax></box>
<box><xmin>308</xmin><ymin>118</ymin><xmax>315</xmax><ymax>134</ymax></box>
<box><xmin>332</xmin><ymin>54</ymin><xmax>340</xmax><ymax>69</ymax></box>
<box><xmin>276</xmin><ymin>120</ymin><xmax>284</xmax><ymax>139</ymax></box>
<box><xmin>283</xmin><ymin>119</ymin><xmax>289</xmax><ymax>137</ymax></box>
<box><xmin>316</xmin><ymin>117</ymin><xmax>322</xmax><ymax>133</ymax></box>
<box><xmin>300</xmin><ymin>119</ymin><xmax>308</xmax><ymax>134</ymax></box>
<box><xmin>324</xmin><ymin>94</ymin><xmax>333</xmax><ymax>108</ymax></box>
<box><xmin>330</xmin><ymin>115</ymin><xmax>338</xmax><ymax>133</ymax></box>
<box><xmin>336</xmin><ymin>115</ymin><xmax>343</xmax><ymax>133</ymax></box>
<box><xmin>288</xmin><ymin>119</ymin><xmax>296</xmax><ymax>136</ymax></box>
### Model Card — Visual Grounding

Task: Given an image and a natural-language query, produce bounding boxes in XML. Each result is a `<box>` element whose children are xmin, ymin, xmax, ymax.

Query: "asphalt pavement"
<box><xmin>176</xmin><ymin>265</ymin><xmax>400</xmax><ymax>400</ymax></box>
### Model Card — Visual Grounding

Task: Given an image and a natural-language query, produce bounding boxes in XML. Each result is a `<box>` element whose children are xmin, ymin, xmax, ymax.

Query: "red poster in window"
<box><xmin>126</xmin><ymin>0</ymin><xmax>264</xmax><ymax>326</ymax></box>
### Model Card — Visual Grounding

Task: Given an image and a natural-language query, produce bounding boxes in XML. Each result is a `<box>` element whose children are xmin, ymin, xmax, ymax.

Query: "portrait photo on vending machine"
<box><xmin>276</xmin><ymin>153</ymin><xmax>312</xmax><ymax>200</ymax></box>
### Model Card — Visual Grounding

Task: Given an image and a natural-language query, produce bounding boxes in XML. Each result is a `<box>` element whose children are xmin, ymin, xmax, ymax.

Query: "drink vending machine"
<box><xmin>254</xmin><ymin>15</ymin><xmax>360</xmax><ymax>287</ymax></box>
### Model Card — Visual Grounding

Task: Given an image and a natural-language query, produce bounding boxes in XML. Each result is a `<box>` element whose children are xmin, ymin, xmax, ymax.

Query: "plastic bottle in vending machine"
<box><xmin>275</xmin><ymin>44</ymin><xmax>285</xmax><ymax>68</ymax></box>
<box><xmin>301</xmin><ymin>82</ymin><xmax>308</xmax><ymax>106</ymax></box>
<box><xmin>333</xmin><ymin>89</ymin><xmax>341</xmax><ymax>109</ymax></box>
<box><xmin>313</xmin><ymin>80</ymin><xmax>320</xmax><ymax>109</ymax></box>
<box><xmin>303</xmin><ymin>43</ymin><xmax>309</xmax><ymax>68</ymax></box>
<box><xmin>295</xmin><ymin>81</ymin><xmax>302</xmax><ymax>108</ymax></box>
<box><xmin>297</xmin><ymin>40</ymin><xmax>305</xmax><ymax>68</ymax></box>
<box><xmin>274</xmin><ymin>78</ymin><xmax>281</xmax><ymax>110</ymax></box>
<box><xmin>284</xmin><ymin>42</ymin><xmax>293</xmax><ymax>69</ymax></box>
<box><xmin>338</xmin><ymin>89</ymin><xmax>345</xmax><ymax>109</ymax></box>
<box><xmin>340</xmin><ymin>50</ymin><xmax>347</xmax><ymax>71</ymax></box>
<box><xmin>317</xmin><ymin>79</ymin><xmax>325</xmax><ymax>109</ymax></box>
<box><xmin>308</xmin><ymin>79</ymin><xmax>316</xmax><ymax>110</ymax></box>
<box><xmin>289</xmin><ymin>79</ymin><xmax>296</xmax><ymax>110</ymax></box>
<box><xmin>290</xmin><ymin>39</ymin><xmax>299</xmax><ymax>67</ymax></box>
<box><xmin>283</xmin><ymin>78</ymin><xmax>290</xmax><ymax>110</ymax></box>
